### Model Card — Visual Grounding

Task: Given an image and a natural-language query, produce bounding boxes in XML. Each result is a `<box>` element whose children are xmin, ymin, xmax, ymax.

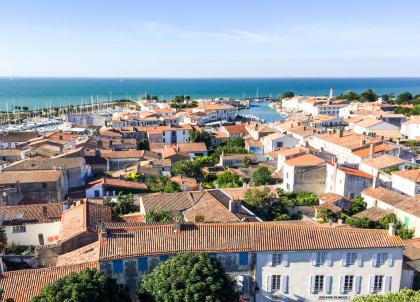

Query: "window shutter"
<box><xmin>342</xmin><ymin>253</ymin><xmax>347</xmax><ymax>267</ymax></box>
<box><xmin>355</xmin><ymin>276</ymin><xmax>362</xmax><ymax>294</ymax></box>
<box><xmin>371</xmin><ymin>253</ymin><xmax>378</xmax><ymax>267</ymax></box>
<box><xmin>326</xmin><ymin>253</ymin><xmax>333</xmax><ymax>267</ymax></box>
<box><xmin>357</xmin><ymin>253</ymin><xmax>363</xmax><ymax>267</ymax></box>
<box><xmin>310</xmin><ymin>276</ymin><xmax>316</xmax><ymax>294</ymax></box>
<box><xmin>384</xmin><ymin>276</ymin><xmax>392</xmax><ymax>292</ymax></box>
<box><xmin>266</xmin><ymin>275</ymin><xmax>272</xmax><ymax>293</ymax></box>
<box><xmin>387</xmin><ymin>253</ymin><xmax>394</xmax><ymax>267</ymax></box>
<box><xmin>267</xmin><ymin>254</ymin><xmax>273</xmax><ymax>267</ymax></box>
<box><xmin>369</xmin><ymin>276</ymin><xmax>375</xmax><ymax>294</ymax></box>
<box><xmin>281</xmin><ymin>275</ymin><xmax>289</xmax><ymax>294</ymax></box>
<box><xmin>312</xmin><ymin>253</ymin><xmax>317</xmax><ymax>266</ymax></box>
<box><xmin>282</xmin><ymin>253</ymin><xmax>289</xmax><ymax>267</ymax></box>
<box><xmin>325</xmin><ymin>276</ymin><xmax>332</xmax><ymax>294</ymax></box>
<box><xmin>340</xmin><ymin>276</ymin><xmax>345</xmax><ymax>294</ymax></box>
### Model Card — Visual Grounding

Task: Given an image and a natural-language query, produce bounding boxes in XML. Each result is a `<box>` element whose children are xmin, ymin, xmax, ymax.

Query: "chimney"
<box><xmin>388</xmin><ymin>223</ymin><xmax>396</xmax><ymax>236</ymax></box>
<box><xmin>98</xmin><ymin>222</ymin><xmax>107</xmax><ymax>237</ymax></box>
<box><xmin>369</xmin><ymin>144</ymin><xmax>375</xmax><ymax>159</ymax></box>
<box><xmin>173</xmin><ymin>221</ymin><xmax>182</xmax><ymax>233</ymax></box>
<box><xmin>229</xmin><ymin>199</ymin><xmax>242</xmax><ymax>214</ymax></box>
<box><xmin>338</xmin><ymin>129</ymin><xmax>344</xmax><ymax>138</ymax></box>
<box><xmin>360</xmin><ymin>139</ymin><xmax>366</xmax><ymax>146</ymax></box>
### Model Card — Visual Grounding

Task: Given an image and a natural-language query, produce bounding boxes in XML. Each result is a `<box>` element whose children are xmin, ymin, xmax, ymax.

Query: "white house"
<box><xmin>1</xmin><ymin>203</ymin><xmax>62</xmax><ymax>246</ymax></box>
<box><xmin>391</xmin><ymin>169</ymin><xmax>420</xmax><ymax>196</ymax></box>
<box><xmin>400</xmin><ymin>116</ymin><xmax>420</xmax><ymax>140</ymax></box>
<box><xmin>261</xmin><ymin>132</ymin><xmax>299</xmax><ymax>154</ymax></box>
<box><xmin>353</xmin><ymin>118</ymin><xmax>399</xmax><ymax>135</ymax></box>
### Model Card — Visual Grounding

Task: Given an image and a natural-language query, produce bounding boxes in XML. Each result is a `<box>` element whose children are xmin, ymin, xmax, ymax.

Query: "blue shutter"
<box><xmin>159</xmin><ymin>255</ymin><xmax>169</xmax><ymax>261</ymax></box>
<box><xmin>112</xmin><ymin>260</ymin><xmax>123</xmax><ymax>274</ymax></box>
<box><xmin>239</xmin><ymin>252</ymin><xmax>249</xmax><ymax>266</ymax></box>
<box><xmin>138</xmin><ymin>257</ymin><xmax>148</xmax><ymax>272</ymax></box>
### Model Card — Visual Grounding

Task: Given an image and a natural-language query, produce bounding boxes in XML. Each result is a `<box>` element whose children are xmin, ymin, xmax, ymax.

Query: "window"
<box><xmin>42</xmin><ymin>182</ymin><xmax>47</xmax><ymax>189</ymax></box>
<box><xmin>94</xmin><ymin>190</ymin><xmax>100</xmax><ymax>197</ymax></box>
<box><xmin>27</xmin><ymin>183</ymin><xmax>33</xmax><ymax>190</ymax></box>
<box><xmin>314</xmin><ymin>275</ymin><xmax>324</xmax><ymax>293</ymax></box>
<box><xmin>344</xmin><ymin>275</ymin><xmax>354</xmax><ymax>292</ymax></box>
<box><xmin>271</xmin><ymin>275</ymin><xmax>281</xmax><ymax>291</ymax></box>
<box><xmin>316</xmin><ymin>252</ymin><xmax>327</xmax><ymax>266</ymax></box>
<box><xmin>276</xmin><ymin>142</ymin><xmax>283</xmax><ymax>148</ymax></box>
<box><xmin>12</xmin><ymin>225</ymin><xmax>26</xmax><ymax>233</ymax></box>
<box><xmin>346</xmin><ymin>253</ymin><xmax>357</xmax><ymax>266</ymax></box>
<box><xmin>377</xmin><ymin>253</ymin><xmax>388</xmax><ymax>266</ymax></box>
<box><xmin>272</xmin><ymin>253</ymin><xmax>283</xmax><ymax>266</ymax></box>
<box><xmin>373</xmin><ymin>275</ymin><xmax>383</xmax><ymax>292</ymax></box>
<box><xmin>286</xmin><ymin>172</ymin><xmax>289</xmax><ymax>179</ymax></box>
<box><xmin>239</xmin><ymin>252</ymin><xmax>248</xmax><ymax>266</ymax></box>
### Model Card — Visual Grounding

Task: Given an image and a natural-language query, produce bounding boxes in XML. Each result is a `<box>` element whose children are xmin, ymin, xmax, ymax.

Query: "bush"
<box><xmin>30</xmin><ymin>269</ymin><xmax>130</xmax><ymax>302</ymax></box>
<box><xmin>352</xmin><ymin>289</ymin><xmax>420</xmax><ymax>301</ymax></box>
<box><xmin>251</xmin><ymin>166</ymin><xmax>272</xmax><ymax>186</ymax></box>
<box><xmin>104</xmin><ymin>193</ymin><xmax>137</xmax><ymax>217</ymax></box>
<box><xmin>138</xmin><ymin>253</ymin><xmax>238</xmax><ymax>302</ymax></box>
<box><xmin>214</xmin><ymin>171</ymin><xmax>242</xmax><ymax>188</ymax></box>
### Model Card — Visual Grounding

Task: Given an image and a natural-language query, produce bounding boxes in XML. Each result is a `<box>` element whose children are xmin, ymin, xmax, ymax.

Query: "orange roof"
<box><xmin>98</xmin><ymin>222</ymin><xmax>404</xmax><ymax>260</ymax></box>
<box><xmin>392</xmin><ymin>169</ymin><xmax>420</xmax><ymax>182</ymax></box>
<box><xmin>361</xmin><ymin>154</ymin><xmax>404</xmax><ymax>170</ymax></box>
<box><xmin>362</xmin><ymin>187</ymin><xmax>407</xmax><ymax>206</ymax></box>
<box><xmin>198</xmin><ymin>104</ymin><xmax>235</xmax><ymax>110</ymax></box>
<box><xmin>0</xmin><ymin>262</ymin><xmax>99</xmax><ymax>302</ymax></box>
<box><xmin>337</xmin><ymin>165</ymin><xmax>373</xmax><ymax>179</ymax></box>
<box><xmin>285</xmin><ymin>154</ymin><xmax>325</xmax><ymax>166</ymax></box>
<box><xmin>316</xmin><ymin>131</ymin><xmax>381</xmax><ymax>150</ymax></box>
<box><xmin>352</xmin><ymin>144</ymin><xmax>394</xmax><ymax>158</ymax></box>
<box><xmin>177</xmin><ymin>142</ymin><xmax>207</xmax><ymax>153</ymax></box>
<box><xmin>222</xmin><ymin>124</ymin><xmax>247</xmax><ymax>134</ymax></box>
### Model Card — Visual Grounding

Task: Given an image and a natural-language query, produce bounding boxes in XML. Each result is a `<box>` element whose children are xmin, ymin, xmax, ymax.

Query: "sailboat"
<box><xmin>254</xmin><ymin>87</ymin><xmax>261</xmax><ymax>102</ymax></box>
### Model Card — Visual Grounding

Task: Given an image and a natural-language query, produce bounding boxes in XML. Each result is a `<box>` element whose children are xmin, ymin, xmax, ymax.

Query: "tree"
<box><xmin>352</xmin><ymin>289</ymin><xmax>420</xmax><ymax>301</ymax></box>
<box><xmin>316</xmin><ymin>208</ymin><xmax>334</xmax><ymax>223</ymax></box>
<box><xmin>396</xmin><ymin>92</ymin><xmax>413</xmax><ymax>104</ymax></box>
<box><xmin>346</xmin><ymin>196</ymin><xmax>366</xmax><ymax>215</ymax></box>
<box><xmin>345</xmin><ymin>216</ymin><xmax>374</xmax><ymax>229</ymax></box>
<box><xmin>0</xmin><ymin>227</ymin><xmax>7</xmax><ymax>252</ymax></box>
<box><xmin>244</xmin><ymin>187</ymin><xmax>274</xmax><ymax>208</ymax></box>
<box><xmin>145</xmin><ymin>211</ymin><xmax>173</xmax><ymax>223</ymax></box>
<box><xmin>124</xmin><ymin>171</ymin><xmax>142</xmax><ymax>182</ymax></box>
<box><xmin>242</xmin><ymin>155</ymin><xmax>252</xmax><ymax>168</ymax></box>
<box><xmin>104</xmin><ymin>193</ymin><xmax>137</xmax><ymax>217</ymax></box>
<box><xmin>138</xmin><ymin>253</ymin><xmax>238</xmax><ymax>302</ymax></box>
<box><xmin>189</xmin><ymin>130</ymin><xmax>211</xmax><ymax>148</ymax></box>
<box><xmin>214</xmin><ymin>171</ymin><xmax>242</xmax><ymax>188</ymax></box>
<box><xmin>360</xmin><ymin>89</ymin><xmax>377</xmax><ymax>102</ymax></box>
<box><xmin>336</xmin><ymin>91</ymin><xmax>360</xmax><ymax>102</ymax></box>
<box><xmin>172</xmin><ymin>160</ymin><xmax>202</xmax><ymax>178</ymax></box>
<box><xmin>280</xmin><ymin>91</ymin><xmax>294</xmax><ymax>99</ymax></box>
<box><xmin>146</xmin><ymin>176</ymin><xmax>181</xmax><ymax>193</ymax></box>
<box><xmin>251</xmin><ymin>166</ymin><xmax>272</xmax><ymax>186</ymax></box>
<box><xmin>295</xmin><ymin>192</ymin><xmax>319</xmax><ymax>205</ymax></box>
<box><xmin>138</xmin><ymin>139</ymin><xmax>150</xmax><ymax>151</ymax></box>
<box><xmin>30</xmin><ymin>268</ymin><xmax>130</xmax><ymax>302</ymax></box>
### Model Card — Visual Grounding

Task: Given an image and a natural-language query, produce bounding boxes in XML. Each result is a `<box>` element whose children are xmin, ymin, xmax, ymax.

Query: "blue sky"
<box><xmin>1</xmin><ymin>0</ymin><xmax>420</xmax><ymax>77</ymax></box>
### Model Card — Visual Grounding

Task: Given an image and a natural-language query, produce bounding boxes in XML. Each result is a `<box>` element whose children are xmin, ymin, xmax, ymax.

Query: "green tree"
<box><xmin>316</xmin><ymin>208</ymin><xmax>334</xmax><ymax>223</ymax></box>
<box><xmin>336</xmin><ymin>91</ymin><xmax>360</xmax><ymax>101</ymax></box>
<box><xmin>347</xmin><ymin>196</ymin><xmax>366</xmax><ymax>215</ymax></box>
<box><xmin>352</xmin><ymin>289</ymin><xmax>420</xmax><ymax>301</ymax></box>
<box><xmin>244</xmin><ymin>187</ymin><xmax>274</xmax><ymax>208</ymax></box>
<box><xmin>189</xmin><ymin>130</ymin><xmax>211</xmax><ymax>148</ymax></box>
<box><xmin>124</xmin><ymin>171</ymin><xmax>142</xmax><ymax>182</ymax></box>
<box><xmin>214</xmin><ymin>171</ymin><xmax>242</xmax><ymax>188</ymax></box>
<box><xmin>360</xmin><ymin>89</ymin><xmax>377</xmax><ymax>102</ymax></box>
<box><xmin>280</xmin><ymin>91</ymin><xmax>294</xmax><ymax>99</ymax></box>
<box><xmin>345</xmin><ymin>216</ymin><xmax>375</xmax><ymax>229</ymax></box>
<box><xmin>138</xmin><ymin>253</ymin><xmax>238</xmax><ymax>302</ymax></box>
<box><xmin>295</xmin><ymin>192</ymin><xmax>319</xmax><ymax>205</ymax></box>
<box><xmin>251</xmin><ymin>166</ymin><xmax>272</xmax><ymax>186</ymax></box>
<box><xmin>145</xmin><ymin>211</ymin><xmax>173</xmax><ymax>223</ymax></box>
<box><xmin>30</xmin><ymin>269</ymin><xmax>130</xmax><ymax>302</ymax></box>
<box><xmin>396</xmin><ymin>92</ymin><xmax>413</xmax><ymax>104</ymax></box>
<box><xmin>146</xmin><ymin>176</ymin><xmax>181</xmax><ymax>193</ymax></box>
<box><xmin>242</xmin><ymin>155</ymin><xmax>252</xmax><ymax>168</ymax></box>
<box><xmin>104</xmin><ymin>193</ymin><xmax>137</xmax><ymax>217</ymax></box>
<box><xmin>172</xmin><ymin>160</ymin><xmax>202</xmax><ymax>178</ymax></box>
<box><xmin>138</xmin><ymin>139</ymin><xmax>150</xmax><ymax>151</ymax></box>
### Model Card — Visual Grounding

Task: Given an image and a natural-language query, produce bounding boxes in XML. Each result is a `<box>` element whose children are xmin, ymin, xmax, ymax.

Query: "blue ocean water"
<box><xmin>1</xmin><ymin>77</ymin><xmax>420</xmax><ymax>111</ymax></box>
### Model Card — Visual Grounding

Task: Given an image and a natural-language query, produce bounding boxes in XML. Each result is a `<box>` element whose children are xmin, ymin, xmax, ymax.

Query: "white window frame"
<box><xmin>12</xmin><ymin>225</ymin><xmax>26</xmax><ymax>233</ymax></box>
<box><xmin>377</xmin><ymin>253</ymin><xmax>388</xmax><ymax>267</ymax></box>
<box><xmin>272</xmin><ymin>253</ymin><xmax>283</xmax><ymax>266</ymax></box>
<box><xmin>271</xmin><ymin>275</ymin><xmax>281</xmax><ymax>292</ymax></box>
<box><xmin>344</xmin><ymin>275</ymin><xmax>354</xmax><ymax>293</ymax></box>
<box><xmin>316</xmin><ymin>252</ymin><xmax>327</xmax><ymax>266</ymax></box>
<box><xmin>346</xmin><ymin>252</ymin><xmax>357</xmax><ymax>266</ymax></box>
<box><xmin>373</xmin><ymin>275</ymin><xmax>384</xmax><ymax>293</ymax></box>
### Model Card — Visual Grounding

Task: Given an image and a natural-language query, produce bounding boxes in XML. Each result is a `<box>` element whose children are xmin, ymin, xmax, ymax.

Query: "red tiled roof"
<box><xmin>99</xmin><ymin>222</ymin><xmax>404</xmax><ymax>260</ymax></box>
<box><xmin>0</xmin><ymin>203</ymin><xmax>63</xmax><ymax>225</ymax></box>
<box><xmin>392</xmin><ymin>169</ymin><xmax>420</xmax><ymax>183</ymax></box>
<box><xmin>285</xmin><ymin>154</ymin><xmax>325</xmax><ymax>167</ymax></box>
<box><xmin>352</xmin><ymin>144</ymin><xmax>394</xmax><ymax>158</ymax></box>
<box><xmin>337</xmin><ymin>165</ymin><xmax>373</xmax><ymax>179</ymax></box>
<box><xmin>0</xmin><ymin>262</ymin><xmax>99</xmax><ymax>302</ymax></box>
<box><xmin>362</xmin><ymin>187</ymin><xmax>407</xmax><ymax>206</ymax></box>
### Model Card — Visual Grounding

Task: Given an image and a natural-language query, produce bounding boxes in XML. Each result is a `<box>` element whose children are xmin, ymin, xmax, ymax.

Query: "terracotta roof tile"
<box><xmin>354</xmin><ymin>207</ymin><xmax>392</xmax><ymax>221</ymax></box>
<box><xmin>0</xmin><ymin>203</ymin><xmax>63</xmax><ymax>225</ymax></box>
<box><xmin>0</xmin><ymin>262</ymin><xmax>99</xmax><ymax>302</ymax></box>
<box><xmin>362</xmin><ymin>154</ymin><xmax>404</xmax><ymax>170</ymax></box>
<box><xmin>99</xmin><ymin>222</ymin><xmax>404</xmax><ymax>260</ymax></box>
<box><xmin>362</xmin><ymin>187</ymin><xmax>407</xmax><ymax>206</ymax></box>
<box><xmin>392</xmin><ymin>169</ymin><xmax>420</xmax><ymax>183</ymax></box>
<box><xmin>285</xmin><ymin>154</ymin><xmax>325</xmax><ymax>166</ymax></box>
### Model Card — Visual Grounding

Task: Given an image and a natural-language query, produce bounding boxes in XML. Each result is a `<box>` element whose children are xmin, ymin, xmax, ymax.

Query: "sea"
<box><xmin>1</xmin><ymin>77</ymin><xmax>420</xmax><ymax>122</ymax></box>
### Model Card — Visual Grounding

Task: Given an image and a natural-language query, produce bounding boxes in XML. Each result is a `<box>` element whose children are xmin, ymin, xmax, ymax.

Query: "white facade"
<box><xmin>391</xmin><ymin>174</ymin><xmax>419</xmax><ymax>196</ymax></box>
<box><xmin>261</xmin><ymin>134</ymin><xmax>299</xmax><ymax>154</ymax></box>
<box><xmin>162</xmin><ymin>129</ymin><xmax>190</xmax><ymax>144</ymax></box>
<box><xmin>5</xmin><ymin>221</ymin><xmax>61</xmax><ymax>246</ymax></box>
<box><xmin>354</xmin><ymin>121</ymin><xmax>399</xmax><ymax>135</ymax></box>
<box><xmin>256</xmin><ymin>248</ymin><xmax>403</xmax><ymax>302</ymax></box>
<box><xmin>400</xmin><ymin>119</ymin><xmax>420</xmax><ymax>139</ymax></box>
